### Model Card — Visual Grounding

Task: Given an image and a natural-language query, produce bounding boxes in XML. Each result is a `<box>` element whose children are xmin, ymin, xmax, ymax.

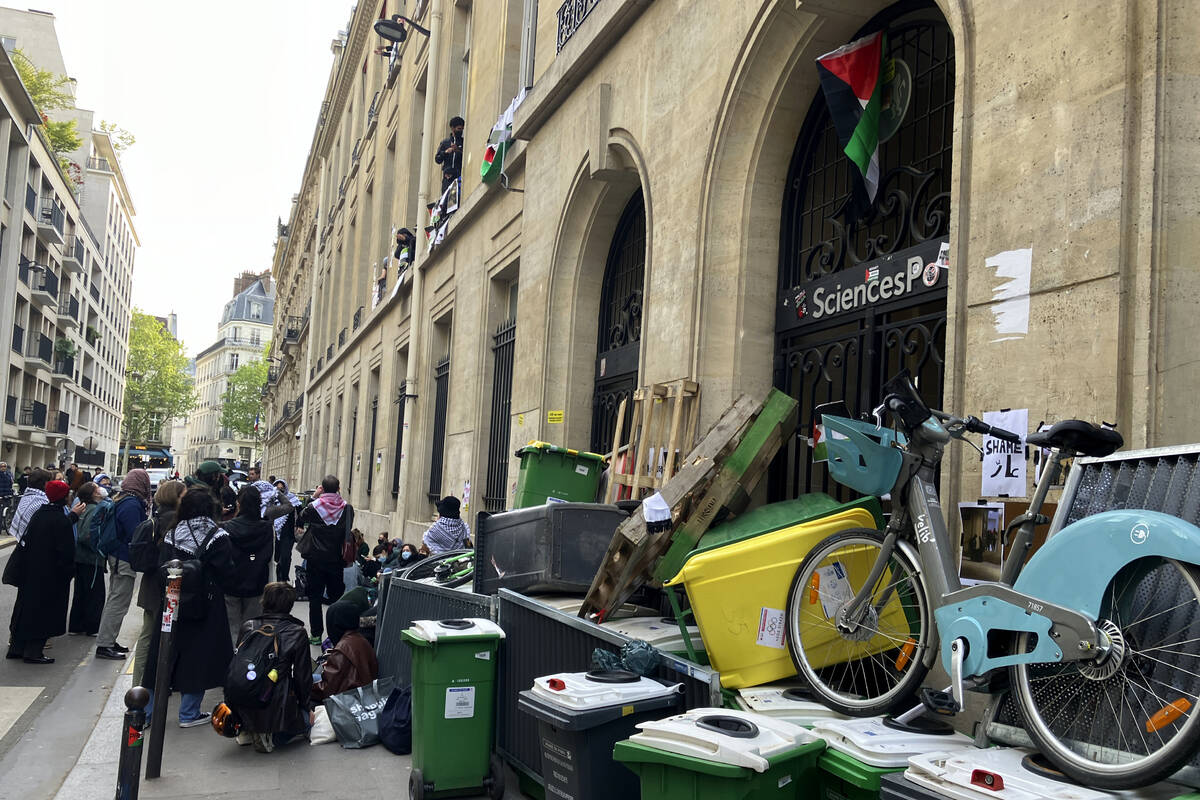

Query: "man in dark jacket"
<box><xmin>16</xmin><ymin>466</ymin><xmax>31</xmax><ymax>494</ymax></box>
<box><xmin>229</xmin><ymin>582</ymin><xmax>312</xmax><ymax>753</ymax></box>
<box><xmin>0</xmin><ymin>461</ymin><xmax>13</xmax><ymax>499</ymax></box>
<box><xmin>434</xmin><ymin>116</ymin><xmax>464</xmax><ymax>174</ymax></box>
<box><xmin>223</xmin><ymin>486</ymin><xmax>276</xmax><ymax>645</ymax></box>
<box><xmin>95</xmin><ymin>469</ymin><xmax>151</xmax><ymax>660</ymax></box>
<box><xmin>297</xmin><ymin>474</ymin><xmax>353</xmax><ymax>645</ymax></box>
<box><xmin>6</xmin><ymin>480</ymin><xmax>75</xmax><ymax>662</ymax></box>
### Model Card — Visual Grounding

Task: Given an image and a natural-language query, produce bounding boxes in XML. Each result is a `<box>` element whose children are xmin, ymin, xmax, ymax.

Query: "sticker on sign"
<box><xmin>815</xmin><ymin>562</ymin><xmax>853</xmax><ymax>619</ymax></box>
<box><xmin>756</xmin><ymin>607</ymin><xmax>786</xmax><ymax>649</ymax></box>
<box><xmin>445</xmin><ymin>686</ymin><xmax>476</xmax><ymax>719</ymax></box>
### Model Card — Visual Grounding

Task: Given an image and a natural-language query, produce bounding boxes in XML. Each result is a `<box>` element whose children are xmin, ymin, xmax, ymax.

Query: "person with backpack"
<box><xmin>310</xmin><ymin>601</ymin><xmax>378</xmax><ymax>703</ymax></box>
<box><xmin>142</xmin><ymin>487</ymin><xmax>237</xmax><ymax>728</ymax></box>
<box><xmin>6</xmin><ymin>480</ymin><xmax>76</xmax><ymax>662</ymax></box>
<box><xmin>130</xmin><ymin>481</ymin><xmax>185</xmax><ymax>686</ymax></box>
<box><xmin>68</xmin><ymin>482</ymin><xmax>107</xmax><ymax>635</ymax></box>
<box><xmin>223</xmin><ymin>485</ymin><xmax>278</xmax><ymax>646</ymax></box>
<box><xmin>94</xmin><ymin>469</ymin><xmax>151</xmax><ymax>660</ymax></box>
<box><xmin>271</xmin><ymin>479</ymin><xmax>301</xmax><ymax>584</ymax></box>
<box><xmin>225</xmin><ymin>582</ymin><xmax>312</xmax><ymax>753</ymax></box>
<box><xmin>296</xmin><ymin>475</ymin><xmax>354</xmax><ymax>646</ymax></box>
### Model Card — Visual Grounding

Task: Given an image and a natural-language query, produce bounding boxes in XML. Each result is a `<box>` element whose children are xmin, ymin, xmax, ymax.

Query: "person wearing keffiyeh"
<box><xmin>271</xmin><ymin>479</ymin><xmax>302</xmax><ymax>584</ymax></box>
<box><xmin>10</xmin><ymin>468</ymin><xmax>53</xmax><ymax>542</ymax></box>
<box><xmin>297</xmin><ymin>475</ymin><xmax>354</xmax><ymax>644</ymax></box>
<box><xmin>421</xmin><ymin>496</ymin><xmax>471</xmax><ymax>554</ymax></box>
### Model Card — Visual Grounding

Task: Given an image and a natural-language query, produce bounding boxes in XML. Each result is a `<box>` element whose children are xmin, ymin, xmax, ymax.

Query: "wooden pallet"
<box><xmin>604</xmin><ymin>380</ymin><xmax>700</xmax><ymax>502</ymax></box>
<box><xmin>580</xmin><ymin>389</ymin><xmax>798</xmax><ymax>619</ymax></box>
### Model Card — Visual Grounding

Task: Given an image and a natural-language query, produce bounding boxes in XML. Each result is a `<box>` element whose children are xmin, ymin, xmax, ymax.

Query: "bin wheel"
<box><xmin>485</xmin><ymin>754</ymin><xmax>506</xmax><ymax>800</ymax></box>
<box><xmin>409</xmin><ymin>768</ymin><xmax>432</xmax><ymax>800</ymax></box>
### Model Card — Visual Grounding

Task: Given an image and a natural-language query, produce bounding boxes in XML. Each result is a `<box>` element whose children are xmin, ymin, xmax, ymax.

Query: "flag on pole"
<box><xmin>810</xmin><ymin>423</ymin><xmax>827</xmax><ymax>462</ymax></box>
<box><xmin>816</xmin><ymin>32</ymin><xmax>885</xmax><ymax>202</ymax></box>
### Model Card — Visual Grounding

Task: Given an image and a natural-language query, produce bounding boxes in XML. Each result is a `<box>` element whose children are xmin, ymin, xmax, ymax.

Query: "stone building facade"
<box><xmin>265</xmin><ymin>0</ymin><xmax>1200</xmax><ymax>539</ymax></box>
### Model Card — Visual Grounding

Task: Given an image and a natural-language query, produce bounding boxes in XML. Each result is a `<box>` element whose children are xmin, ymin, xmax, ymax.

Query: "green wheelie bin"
<box><xmin>401</xmin><ymin>618</ymin><xmax>506</xmax><ymax>799</ymax></box>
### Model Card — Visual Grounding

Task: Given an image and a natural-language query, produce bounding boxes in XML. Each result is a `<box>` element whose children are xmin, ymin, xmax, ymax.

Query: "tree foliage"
<box><xmin>10</xmin><ymin>49</ymin><xmax>73</xmax><ymax>111</ymax></box>
<box><xmin>99</xmin><ymin>120</ymin><xmax>136</xmax><ymax>153</ymax></box>
<box><xmin>220</xmin><ymin>358</ymin><xmax>270</xmax><ymax>444</ymax></box>
<box><xmin>123</xmin><ymin>312</ymin><xmax>195</xmax><ymax>443</ymax></box>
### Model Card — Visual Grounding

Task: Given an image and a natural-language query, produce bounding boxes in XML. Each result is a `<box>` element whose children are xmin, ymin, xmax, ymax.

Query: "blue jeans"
<box><xmin>145</xmin><ymin>690</ymin><xmax>206</xmax><ymax>723</ymax></box>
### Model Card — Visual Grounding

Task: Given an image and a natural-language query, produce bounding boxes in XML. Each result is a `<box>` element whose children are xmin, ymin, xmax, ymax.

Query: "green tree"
<box><xmin>220</xmin><ymin>358</ymin><xmax>270</xmax><ymax>447</ymax></box>
<box><xmin>10</xmin><ymin>49</ymin><xmax>73</xmax><ymax>111</ymax></box>
<box><xmin>121</xmin><ymin>312</ymin><xmax>196</xmax><ymax>472</ymax></box>
<box><xmin>98</xmin><ymin>120</ymin><xmax>136</xmax><ymax>153</ymax></box>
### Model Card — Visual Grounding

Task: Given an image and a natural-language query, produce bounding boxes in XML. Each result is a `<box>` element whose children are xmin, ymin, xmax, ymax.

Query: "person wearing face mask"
<box><xmin>384</xmin><ymin>542</ymin><xmax>424</xmax><ymax>569</ymax></box>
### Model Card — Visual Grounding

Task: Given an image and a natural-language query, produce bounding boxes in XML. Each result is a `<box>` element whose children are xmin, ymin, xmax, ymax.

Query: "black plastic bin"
<box><xmin>879</xmin><ymin>771</ymin><xmax>947</xmax><ymax>800</ymax></box>
<box><xmin>517</xmin><ymin>670</ymin><xmax>682</xmax><ymax>800</ymax></box>
<box><xmin>474</xmin><ymin>503</ymin><xmax>626</xmax><ymax>595</ymax></box>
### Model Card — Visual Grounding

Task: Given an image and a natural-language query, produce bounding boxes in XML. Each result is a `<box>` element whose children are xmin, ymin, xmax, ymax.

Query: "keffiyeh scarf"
<box><xmin>312</xmin><ymin>492</ymin><xmax>346</xmax><ymax>526</ymax></box>
<box><xmin>270</xmin><ymin>480</ymin><xmax>302</xmax><ymax>536</ymax></box>
<box><xmin>10</xmin><ymin>489</ymin><xmax>48</xmax><ymax>542</ymax></box>
<box><xmin>422</xmin><ymin>517</ymin><xmax>471</xmax><ymax>554</ymax></box>
<box><xmin>166</xmin><ymin>517</ymin><xmax>228</xmax><ymax>556</ymax></box>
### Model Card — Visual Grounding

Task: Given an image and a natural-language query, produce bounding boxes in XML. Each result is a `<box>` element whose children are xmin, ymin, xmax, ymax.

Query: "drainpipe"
<box><xmin>397</xmin><ymin>0</ymin><xmax>445</xmax><ymax>525</ymax></box>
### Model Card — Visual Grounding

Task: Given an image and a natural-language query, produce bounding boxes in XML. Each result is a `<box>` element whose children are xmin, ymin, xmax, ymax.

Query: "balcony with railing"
<box><xmin>57</xmin><ymin>294</ymin><xmax>80</xmax><ymax>329</ymax></box>
<box><xmin>4</xmin><ymin>395</ymin><xmax>15</xmax><ymax>424</ymax></box>
<box><xmin>352</xmin><ymin>306</ymin><xmax>363</xmax><ymax>331</ymax></box>
<box><xmin>366</xmin><ymin>91</ymin><xmax>381</xmax><ymax>131</ymax></box>
<box><xmin>86</xmin><ymin>156</ymin><xmax>113</xmax><ymax>172</ymax></box>
<box><xmin>19</xmin><ymin>399</ymin><xmax>47</xmax><ymax>429</ymax></box>
<box><xmin>29</xmin><ymin>265</ymin><xmax>59</xmax><ymax>310</ymax></box>
<box><xmin>52</xmin><ymin>355</ymin><xmax>74</xmax><ymax>384</ymax></box>
<box><xmin>267</xmin><ymin>365</ymin><xmax>281</xmax><ymax>385</ymax></box>
<box><xmin>284</xmin><ymin>315</ymin><xmax>301</xmax><ymax>343</ymax></box>
<box><xmin>62</xmin><ymin>234</ymin><xmax>85</xmax><ymax>274</ymax></box>
<box><xmin>338</xmin><ymin>327</ymin><xmax>347</xmax><ymax>347</ymax></box>
<box><xmin>53</xmin><ymin>410</ymin><xmax>69</xmax><ymax>434</ymax></box>
<box><xmin>17</xmin><ymin>257</ymin><xmax>31</xmax><ymax>287</ymax></box>
<box><xmin>38</xmin><ymin>197</ymin><xmax>65</xmax><ymax>244</ymax></box>
<box><xmin>27</xmin><ymin>333</ymin><xmax>52</xmax><ymax>367</ymax></box>
<box><xmin>81</xmin><ymin>374</ymin><xmax>93</xmax><ymax>393</ymax></box>
<box><xmin>89</xmin><ymin>283</ymin><xmax>100</xmax><ymax>303</ymax></box>
<box><xmin>10</xmin><ymin>324</ymin><xmax>22</xmax><ymax>356</ymax></box>
<box><xmin>326</xmin><ymin>344</ymin><xmax>333</xmax><ymax>361</ymax></box>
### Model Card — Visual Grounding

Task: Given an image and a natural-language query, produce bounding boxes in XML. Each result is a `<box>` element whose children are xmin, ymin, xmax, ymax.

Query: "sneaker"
<box><xmin>308</xmin><ymin>636</ymin><xmax>321</xmax><ymax>646</ymax></box>
<box><xmin>251</xmin><ymin>732</ymin><xmax>275</xmax><ymax>753</ymax></box>
<box><xmin>95</xmin><ymin>646</ymin><xmax>126</xmax><ymax>660</ymax></box>
<box><xmin>179</xmin><ymin>713</ymin><xmax>211</xmax><ymax>728</ymax></box>
<box><xmin>236</xmin><ymin>731</ymin><xmax>253</xmax><ymax>746</ymax></box>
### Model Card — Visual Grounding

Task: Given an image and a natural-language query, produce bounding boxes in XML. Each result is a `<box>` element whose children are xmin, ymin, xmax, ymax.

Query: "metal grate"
<box><xmin>392</xmin><ymin>382</ymin><xmax>407</xmax><ymax>497</ymax></box>
<box><xmin>427</xmin><ymin>357</ymin><xmax>450</xmax><ymax>501</ymax></box>
<box><xmin>366</xmin><ymin>397</ymin><xmax>378</xmax><ymax>496</ymax></box>
<box><xmin>494</xmin><ymin>590</ymin><xmax>721</xmax><ymax>785</ymax></box>
<box><xmin>375</xmin><ymin>578</ymin><xmax>496</xmax><ymax>688</ymax></box>
<box><xmin>484</xmin><ymin>319</ymin><xmax>516</xmax><ymax>512</ymax></box>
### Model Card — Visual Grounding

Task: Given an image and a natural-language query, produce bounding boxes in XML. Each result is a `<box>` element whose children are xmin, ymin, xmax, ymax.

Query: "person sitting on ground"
<box><xmin>228</xmin><ymin>582</ymin><xmax>313</xmax><ymax>753</ymax></box>
<box><xmin>310</xmin><ymin>600</ymin><xmax>378</xmax><ymax>703</ymax></box>
<box><xmin>6</xmin><ymin>480</ymin><xmax>75</xmax><ymax>663</ymax></box>
<box><xmin>420</xmin><ymin>496</ymin><xmax>471</xmax><ymax>555</ymax></box>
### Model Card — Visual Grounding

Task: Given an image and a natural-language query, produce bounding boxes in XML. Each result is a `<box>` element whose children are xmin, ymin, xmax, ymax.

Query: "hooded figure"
<box><xmin>421</xmin><ymin>495</ymin><xmax>471</xmax><ymax>554</ymax></box>
<box><xmin>272</xmin><ymin>479</ymin><xmax>302</xmax><ymax>584</ymax></box>
<box><xmin>7</xmin><ymin>480</ymin><xmax>75</xmax><ymax>662</ymax></box>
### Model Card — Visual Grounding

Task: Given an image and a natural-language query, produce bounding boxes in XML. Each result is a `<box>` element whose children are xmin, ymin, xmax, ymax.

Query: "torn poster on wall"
<box><xmin>981</xmin><ymin>408</ymin><xmax>1028</xmax><ymax>498</ymax></box>
<box><xmin>985</xmin><ymin>247</ymin><xmax>1032</xmax><ymax>343</ymax></box>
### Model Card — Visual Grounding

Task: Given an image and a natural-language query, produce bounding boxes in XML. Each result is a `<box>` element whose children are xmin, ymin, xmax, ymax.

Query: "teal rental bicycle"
<box><xmin>785</xmin><ymin>371</ymin><xmax>1200</xmax><ymax>788</ymax></box>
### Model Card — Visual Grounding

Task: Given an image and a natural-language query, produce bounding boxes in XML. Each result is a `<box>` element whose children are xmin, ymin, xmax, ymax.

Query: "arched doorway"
<box><xmin>591</xmin><ymin>189</ymin><xmax>646</xmax><ymax>454</ymax></box>
<box><xmin>773</xmin><ymin>1</ymin><xmax>954</xmax><ymax>500</ymax></box>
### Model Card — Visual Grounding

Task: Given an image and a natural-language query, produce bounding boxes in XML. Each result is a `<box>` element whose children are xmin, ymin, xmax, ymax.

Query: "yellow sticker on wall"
<box><xmin>547</xmin><ymin>410</ymin><xmax>564</xmax><ymax>424</ymax></box>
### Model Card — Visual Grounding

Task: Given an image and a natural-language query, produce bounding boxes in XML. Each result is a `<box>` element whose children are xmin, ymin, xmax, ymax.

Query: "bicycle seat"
<box><xmin>1025</xmin><ymin>419</ymin><xmax>1122</xmax><ymax>457</ymax></box>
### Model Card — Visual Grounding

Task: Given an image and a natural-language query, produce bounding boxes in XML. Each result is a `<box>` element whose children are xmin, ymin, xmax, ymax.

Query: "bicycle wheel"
<box><xmin>785</xmin><ymin>528</ymin><xmax>931</xmax><ymax>715</ymax></box>
<box><xmin>1012</xmin><ymin>557</ymin><xmax>1200</xmax><ymax>788</ymax></box>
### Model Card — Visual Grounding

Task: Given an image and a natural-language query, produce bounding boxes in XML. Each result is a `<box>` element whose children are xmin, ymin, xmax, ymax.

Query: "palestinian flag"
<box><xmin>481</xmin><ymin>91</ymin><xmax>524</xmax><ymax>184</ymax></box>
<box><xmin>810</xmin><ymin>423</ymin><xmax>828</xmax><ymax>463</ymax></box>
<box><xmin>816</xmin><ymin>32</ymin><xmax>885</xmax><ymax>202</ymax></box>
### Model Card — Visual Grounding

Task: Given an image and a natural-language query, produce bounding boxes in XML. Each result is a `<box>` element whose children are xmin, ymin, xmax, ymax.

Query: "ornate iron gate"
<box><xmin>484</xmin><ymin>318</ymin><xmax>516</xmax><ymax>511</ymax></box>
<box><xmin>773</xmin><ymin>2</ymin><xmax>954</xmax><ymax>501</ymax></box>
<box><xmin>591</xmin><ymin>190</ymin><xmax>645</xmax><ymax>454</ymax></box>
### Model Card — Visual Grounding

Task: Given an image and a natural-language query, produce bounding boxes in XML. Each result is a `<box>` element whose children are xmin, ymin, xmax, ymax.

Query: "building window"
<box><xmin>0</xmin><ymin>36</ymin><xmax>15</xmax><ymax>53</ymax></box>
<box><xmin>250</xmin><ymin>302</ymin><xmax>263</xmax><ymax>320</ymax></box>
<box><xmin>229</xmin><ymin>353</ymin><xmax>239</xmax><ymax>371</ymax></box>
<box><xmin>250</xmin><ymin>330</ymin><xmax>260</xmax><ymax>346</ymax></box>
<box><xmin>427</xmin><ymin>356</ymin><xmax>450</xmax><ymax>501</ymax></box>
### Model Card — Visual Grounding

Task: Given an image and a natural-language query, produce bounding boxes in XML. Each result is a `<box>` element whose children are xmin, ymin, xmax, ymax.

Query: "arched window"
<box><xmin>591</xmin><ymin>190</ymin><xmax>646</xmax><ymax>454</ymax></box>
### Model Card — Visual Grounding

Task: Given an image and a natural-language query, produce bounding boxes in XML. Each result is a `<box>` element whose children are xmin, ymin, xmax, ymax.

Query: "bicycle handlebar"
<box><xmin>931</xmin><ymin>410</ymin><xmax>1023</xmax><ymax>444</ymax></box>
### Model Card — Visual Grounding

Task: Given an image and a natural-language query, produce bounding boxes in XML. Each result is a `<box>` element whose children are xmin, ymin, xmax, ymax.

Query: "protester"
<box><xmin>16</xmin><ymin>466</ymin><xmax>31</xmax><ymax>494</ymax></box>
<box><xmin>248</xmin><ymin>466</ymin><xmax>260</xmax><ymax>483</ymax></box>
<box><xmin>187</xmin><ymin>461</ymin><xmax>228</xmax><ymax>511</ymax></box>
<box><xmin>228</xmin><ymin>582</ymin><xmax>312</xmax><ymax>753</ymax></box>
<box><xmin>388</xmin><ymin>541</ymin><xmax>424</xmax><ymax>569</ymax></box>
<box><xmin>68</xmin><ymin>482</ymin><xmax>106</xmax><ymax>636</ymax></box>
<box><xmin>6</xmin><ymin>480</ymin><xmax>75</xmax><ymax>663</ymax></box>
<box><xmin>297</xmin><ymin>475</ymin><xmax>354</xmax><ymax>645</ymax></box>
<box><xmin>93</xmin><ymin>473</ymin><xmax>112</xmax><ymax>492</ymax></box>
<box><xmin>310</xmin><ymin>601</ymin><xmax>378</xmax><ymax>703</ymax></box>
<box><xmin>143</xmin><ymin>487</ymin><xmax>236</xmax><ymax>728</ymax></box>
<box><xmin>223</xmin><ymin>485</ymin><xmax>276</xmax><ymax>645</ymax></box>
<box><xmin>421</xmin><ymin>495</ymin><xmax>471</xmax><ymax>554</ymax></box>
<box><xmin>0</xmin><ymin>461</ymin><xmax>13</xmax><ymax>499</ymax></box>
<box><xmin>10</xmin><ymin>467</ymin><xmax>52</xmax><ymax>541</ymax></box>
<box><xmin>272</xmin><ymin>479</ymin><xmax>301</xmax><ymax>584</ymax></box>
<box><xmin>132</xmin><ymin>481</ymin><xmax>185</xmax><ymax>686</ymax></box>
<box><xmin>434</xmin><ymin>115</ymin><xmax>464</xmax><ymax>174</ymax></box>
<box><xmin>95</xmin><ymin>468</ymin><xmax>151</xmax><ymax>660</ymax></box>
<box><xmin>394</xmin><ymin>228</ymin><xmax>416</xmax><ymax>265</ymax></box>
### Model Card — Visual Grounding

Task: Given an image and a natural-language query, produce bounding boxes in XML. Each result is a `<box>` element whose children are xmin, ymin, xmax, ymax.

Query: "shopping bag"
<box><xmin>309</xmin><ymin>706</ymin><xmax>336</xmax><ymax>745</ymax></box>
<box><xmin>378</xmin><ymin>686</ymin><xmax>412</xmax><ymax>755</ymax></box>
<box><xmin>323</xmin><ymin>677</ymin><xmax>396</xmax><ymax>749</ymax></box>
<box><xmin>1</xmin><ymin>538</ymin><xmax>27</xmax><ymax>586</ymax></box>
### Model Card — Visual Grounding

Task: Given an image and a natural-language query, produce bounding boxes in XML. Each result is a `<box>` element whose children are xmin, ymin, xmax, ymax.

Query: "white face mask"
<box><xmin>401</xmin><ymin>551</ymin><xmax>413</xmax><ymax>560</ymax></box>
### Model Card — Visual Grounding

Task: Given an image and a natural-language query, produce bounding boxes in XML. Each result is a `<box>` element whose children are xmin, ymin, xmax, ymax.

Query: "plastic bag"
<box><xmin>591</xmin><ymin>639</ymin><xmax>660</xmax><ymax>676</ymax></box>
<box><xmin>378</xmin><ymin>686</ymin><xmax>413</xmax><ymax>755</ymax></box>
<box><xmin>323</xmin><ymin>677</ymin><xmax>396</xmax><ymax>749</ymax></box>
<box><xmin>309</xmin><ymin>706</ymin><xmax>336</xmax><ymax>745</ymax></box>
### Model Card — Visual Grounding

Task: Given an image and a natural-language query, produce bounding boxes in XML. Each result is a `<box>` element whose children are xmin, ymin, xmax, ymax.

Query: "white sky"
<box><xmin>24</xmin><ymin>0</ymin><xmax>355</xmax><ymax>356</ymax></box>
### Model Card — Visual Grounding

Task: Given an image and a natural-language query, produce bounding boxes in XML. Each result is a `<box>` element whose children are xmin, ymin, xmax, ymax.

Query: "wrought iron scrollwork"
<box><xmin>607</xmin><ymin>289</ymin><xmax>642</xmax><ymax>350</ymax></box>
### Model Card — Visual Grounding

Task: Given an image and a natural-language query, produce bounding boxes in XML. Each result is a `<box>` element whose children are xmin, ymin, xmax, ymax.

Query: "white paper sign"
<box><xmin>981</xmin><ymin>409</ymin><xmax>1028</xmax><ymax>498</ymax></box>
<box><xmin>756</xmin><ymin>608</ymin><xmax>786</xmax><ymax>650</ymax></box>
<box><xmin>445</xmin><ymin>686</ymin><xmax>476</xmax><ymax>719</ymax></box>
<box><xmin>985</xmin><ymin>248</ymin><xmax>1032</xmax><ymax>343</ymax></box>
<box><xmin>815</xmin><ymin>562</ymin><xmax>854</xmax><ymax>619</ymax></box>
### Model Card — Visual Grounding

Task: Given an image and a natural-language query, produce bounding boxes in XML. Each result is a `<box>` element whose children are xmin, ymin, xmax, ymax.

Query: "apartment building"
<box><xmin>184</xmin><ymin>273</ymin><xmax>273</xmax><ymax>471</ymax></box>
<box><xmin>0</xmin><ymin>35</ymin><xmax>131</xmax><ymax>473</ymax></box>
<box><xmin>265</xmin><ymin>0</ymin><xmax>1200</xmax><ymax>539</ymax></box>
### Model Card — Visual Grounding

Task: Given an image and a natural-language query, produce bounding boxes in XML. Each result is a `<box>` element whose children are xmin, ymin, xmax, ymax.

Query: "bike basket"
<box><xmin>822</xmin><ymin>416</ymin><xmax>906</xmax><ymax>497</ymax></box>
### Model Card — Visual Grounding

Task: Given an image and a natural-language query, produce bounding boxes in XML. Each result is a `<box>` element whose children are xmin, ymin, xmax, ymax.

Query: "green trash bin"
<box><xmin>401</xmin><ymin>618</ymin><xmax>506</xmax><ymax>800</ymax></box>
<box><xmin>613</xmin><ymin>707</ymin><xmax>826</xmax><ymax>800</ymax></box>
<box><xmin>512</xmin><ymin>441</ymin><xmax>606</xmax><ymax>508</ymax></box>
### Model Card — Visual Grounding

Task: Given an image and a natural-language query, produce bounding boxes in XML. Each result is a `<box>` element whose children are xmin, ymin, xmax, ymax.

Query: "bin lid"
<box><xmin>689</xmin><ymin>495</ymin><xmax>885</xmax><ymax>558</ymax></box>
<box><xmin>529</xmin><ymin>670</ymin><xmax>681</xmax><ymax>711</ymax></box>
<box><xmin>405</xmin><ymin>618</ymin><xmax>505</xmax><ymax>642</ymax></box>
<box><xmin>811</xmin><ymin>717</ymin><xmax>972</xmax><ymax>768</ymax></box>
<box><xmin>626</xmin><ymin>707</ymin><xmax>822</xmax><ymax>773</ymax></box>
<box><xmin>515</xmin><ymin>440</ymin><xmax>607</xmax><ymax>463</ymax></box>
<box><xmin>904</xmin><ymin>747</ymin><xmax>1184</xmax><ymax>800</ymax></box>
<box><xmin>734</xmin><ymin>685</ymin><xmax>849</xmax><ymax>727</ymax></box>
<box><xmin>599</xmin><ymin>617</ymin><xmax>705</xmax><ymax>654</ymax></box>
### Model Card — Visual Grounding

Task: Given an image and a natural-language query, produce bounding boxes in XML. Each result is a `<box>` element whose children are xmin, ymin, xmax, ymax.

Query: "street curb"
<box><xmin>0</xmin><ymin>537</ymin><xmax>14</xmax><ymax>550</ymax></box>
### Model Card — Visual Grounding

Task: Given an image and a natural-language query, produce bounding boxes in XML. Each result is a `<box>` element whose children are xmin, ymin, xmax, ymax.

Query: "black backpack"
<box><xmin>157</xmin><ymin>524</ymin><xmax>219</xmax><ymax>621</ymax></box>
<box><xmin>225</xmin><ymin>623</ymin><xmax>284</xmax><ymax>710</ymax></box>
<box><xmin>128</xmin><ymin>519</ymin><xmax>159</xmax><ymax>574</ymax></box>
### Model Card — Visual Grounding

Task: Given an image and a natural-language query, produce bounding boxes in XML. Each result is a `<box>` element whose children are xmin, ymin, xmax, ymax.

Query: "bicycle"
<box><xmin>785</xmin><ymin>370</ymin><xmax>1200</xmax><ymax>788</ymax></box>
<box><xmin>0</xmin><ymin>494</ymin><xmax>14</xmax><ymax>535</ymax></box>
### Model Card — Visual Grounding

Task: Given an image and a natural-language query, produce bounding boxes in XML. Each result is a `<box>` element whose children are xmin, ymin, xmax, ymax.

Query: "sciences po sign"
<box><xmin>781</xmin><ymin>241</ymin><xmax>948</xmax><ymax>330</ymax></box>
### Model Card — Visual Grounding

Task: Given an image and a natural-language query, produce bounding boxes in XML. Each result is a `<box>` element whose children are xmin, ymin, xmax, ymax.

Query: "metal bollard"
<box><xmin>115</xmin><ymin>686</ymin><xmax>149</xmax><ymax>800</ymax></box>
<box><xmin>144</xmin><ymin>560</ymin><xmax>182</xmax><ymax>780</ymax></box>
